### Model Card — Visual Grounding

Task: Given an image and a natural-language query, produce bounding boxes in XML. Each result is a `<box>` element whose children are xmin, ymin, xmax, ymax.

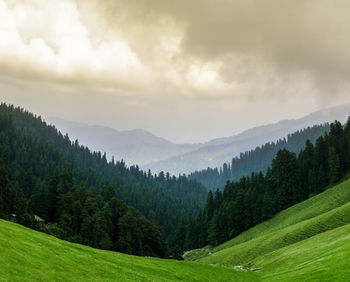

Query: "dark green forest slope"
<box><xmin>188</xmin><ymin>120</ymin><xmax>350</xmax><ymax>248</ymax></box>
<box><xmin>189</xmin><ymin>124</ymin><xmax>330</xmax><ymax>190</ymax></box>
<box><xmin>0</xmin><ymin>103</ymin><xmax>208</xmax><ymax>255</ymax></box>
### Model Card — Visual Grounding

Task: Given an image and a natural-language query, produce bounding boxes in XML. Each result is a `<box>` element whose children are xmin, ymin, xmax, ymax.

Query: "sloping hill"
<box><xmin>194</xmin><ymin>177</ymin><xmax>350</xmax><ymax>280</ymax></box>
<box><xmin>213</xmin><ymin>175</ymin><xmax>350</xmax><ymax>253</ymax></box>
<box><xmin>0</xmin><ymin>220</ymin><xmax>257</xmax><ymax>281</ymax></box>
<box><xmin>47</xmin><ymin>117</ymin><xmax>202</xmax><ymax>166</ymax></box>
<box><xmin>0</xmin><ymin>104</ymin><xmax>208</xmax><ymax>249</ymax></box>
<box><xmin>189</xmin><ymin>123</ymin><xmax>330</xmax><ymax>189</ymax></box>
<box><xmin>254</xmin><ymin>224</ymin><xmax>350</xmax><ymax>281</ymax></box>
<box><xmin>144</xmin><ymin>103</ymin><xmax>350</xmax><ymax>175</ymax></box>
<box><xmin>49</xmin><ymin>103</ymin><xmax>350</xmax><ymax>175</ymax></box>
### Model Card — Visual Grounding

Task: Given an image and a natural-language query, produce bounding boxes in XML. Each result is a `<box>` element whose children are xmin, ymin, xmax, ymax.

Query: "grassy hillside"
<box><xmin>214</xmin><ymin>176</ymin><xmax>350</xmax><ymax>253</ymax></box>
<box><xmin>195</xmin><ymin>177</ymin><xmax>350</xmax><ymax>280</ymax></box>
<box><xmin>254</xmin><ymin>224</ymin><xmax>350</xmax><ymax>281</ymax></box>
<box><xmin>0</xmin><ymin>220</ymin><xmax>257</xmax><ymax>281</ymax></box>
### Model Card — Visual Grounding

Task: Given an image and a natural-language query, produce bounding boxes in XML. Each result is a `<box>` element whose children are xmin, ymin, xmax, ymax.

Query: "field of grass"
<box><xmin>196</xmin><ymin>177</ymin><xmax>350</xmax><ymax>280</ymax></box>
<box><xmin>0</xmin><ymin>219</ymin><xmax>258</xmax><ymax>281</ymax></box>
<box><xmin>254</xmin><ymin>223</ymin><xmax>350</xmax><ymax>281</ymax></box>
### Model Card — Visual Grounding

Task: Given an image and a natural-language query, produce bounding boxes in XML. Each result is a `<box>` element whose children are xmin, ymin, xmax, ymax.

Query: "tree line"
<box><xmin>189</xmin><ymin>124</ymin><xmax>331</xmax><ymax>190</ymax></box>
<box><xmin>0</xmin><ymin>103</ymin><xmax>208</xmax><ymax>256</ymax></box>
<box><xmin>0</xmin><ymin>164</ymin><xmax>167</xmax><ymax>257</ymax></box>
<box><xmin>181</xmin><ymin>120</ymin><xmax>349</xmax><ymax>249</ymax></box>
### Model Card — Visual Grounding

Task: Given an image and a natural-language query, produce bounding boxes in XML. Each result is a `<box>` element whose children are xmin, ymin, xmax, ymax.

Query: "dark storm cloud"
<box><xmin>86</xmin><ymin>0</ymin><xmax>350</xmax><ymax>98</ymax></box>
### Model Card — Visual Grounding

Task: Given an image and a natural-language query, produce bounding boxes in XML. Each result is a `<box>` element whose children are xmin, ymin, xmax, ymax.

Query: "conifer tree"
<box><xmin>328</xmin><ymin>147</ymin><xmax>340</xmax><ymax>183</ymax></box>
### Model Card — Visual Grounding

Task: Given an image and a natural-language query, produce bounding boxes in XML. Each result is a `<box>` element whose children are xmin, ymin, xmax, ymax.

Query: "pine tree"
<box><xmin>205</xmin><ymin>191</ymin><xmax>214</xmax><ymax>222</ymax></box>
<box><xmin>272</xmin><ymin>149</ymin><xmax>300</xmax><ymax>206</ymax></box>
<box><xmin>261</xmin><ymin>192</ymin><xmax>273</xmax><ymax>220</ymax></box>
<box><xmin>328</xmin><ymin>146</ymin><xmax>340</xmax><ymax>183</ymax></box>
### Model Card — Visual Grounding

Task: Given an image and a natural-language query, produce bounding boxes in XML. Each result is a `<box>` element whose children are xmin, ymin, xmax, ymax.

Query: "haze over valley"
<box><xmin>48</xmin><ymin>103</ymin><xmax>350</xmax><ymax>175</ymax></box>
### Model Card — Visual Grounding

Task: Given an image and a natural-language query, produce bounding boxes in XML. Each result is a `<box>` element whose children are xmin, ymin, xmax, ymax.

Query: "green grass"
<box><xmin>0</xmin><ymin>220</ymin><xmax>258</xmax><ymax>282</ymax></box>
<box><xmin>197</xmin><ymin>177</ymin><xmax>350</xmax><ymax>280</ymax></box>
<box><xmin>254</xmin><ymin>223</ymin><xmax>350</xmax><ymax>281</ymax></box>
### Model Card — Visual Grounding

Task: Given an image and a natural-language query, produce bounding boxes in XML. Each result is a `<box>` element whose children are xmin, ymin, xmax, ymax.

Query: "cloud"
<box><xmin>0</xmin><ymin>0</ymin><xmax>249</xmax><ymax>99</ymax></box>
<box><xmin>1</xmin><ymin>0</ymin><xmax>350</xmax><ymax>143</ymax></box>
<box><xmin>6</xmin><ymin>0</ymin><xmax>350</xmax><ymax>102</ymax></box>
<box><xmin>0</xmin><ymin>0</ymin><xmax>151</xmax><ymax>93</ymax></box>
<box><xmin>81</xmin><ymin>0</ymin><xmax>350</xmax><ymax>102</ymax></box>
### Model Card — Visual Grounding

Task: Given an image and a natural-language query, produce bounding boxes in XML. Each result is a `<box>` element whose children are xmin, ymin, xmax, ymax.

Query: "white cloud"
<box><xmin>0</xmin><ymin>0</ymin><xmax>251</xmax><ymax>99</ymax></box>
<box><xmin>0</xmin><ymin>0</ymin><xmax>148</xmax><ymax>90</ymax></box>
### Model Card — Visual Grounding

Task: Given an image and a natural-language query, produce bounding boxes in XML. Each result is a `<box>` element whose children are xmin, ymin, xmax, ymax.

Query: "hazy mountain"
<box><xmin>143</xmin><ymin>103</ymin><xmax>350</xmax><ymax>175</ymax></box>
<box><xmin>46</xmin><ymin>103</ymin><xmax>350</xmax><ymax>174</ymax></box>
<box><xmin>45</xmin><ymin>117</ymin><xmax>202</xmax><ymax>166</ymax></box>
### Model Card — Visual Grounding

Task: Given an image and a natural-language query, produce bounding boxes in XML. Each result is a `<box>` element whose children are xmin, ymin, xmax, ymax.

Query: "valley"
<box><xmin>2</xmin><ymin>1</ymin><xmax>350</xmax><ymax>280</ymax></box>
<box><xmin>1</xmin><ymin>103</ymin><xmax>350</xmax><ymax>281</ymax></box>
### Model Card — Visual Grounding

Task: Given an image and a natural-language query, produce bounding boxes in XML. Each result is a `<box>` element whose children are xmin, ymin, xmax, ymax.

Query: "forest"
<box><xmin>0</xmin><ymin>163</ymin><xmax>167</xmax><ymax>257</ymax></box>
<box><xmin>0</xmin><ymin>103</ymin><xmax>207</xmax><ymax>257</ymax></box>
<box><xmin>183</xmin><ymin>120</ymin><xmax>350</xmax><ymax>248</ymax></box>
<box><xmin>189</xmin><ymin>123</ymin><xmax>331</xmax><ymax>190</ymax></box>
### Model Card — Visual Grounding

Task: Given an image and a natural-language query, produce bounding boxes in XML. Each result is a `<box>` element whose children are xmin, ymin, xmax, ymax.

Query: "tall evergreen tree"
<box><xmin>328</xmin><ymin>147</ymin><xmax>340</xmax><ymax>184</ymax></box>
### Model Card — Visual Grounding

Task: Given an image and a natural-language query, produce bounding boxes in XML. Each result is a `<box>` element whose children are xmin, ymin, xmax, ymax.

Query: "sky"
<box><xmin>1</xmin><ymin>0</ymin><xmax>350</xmax><ymax>143</ymax></box>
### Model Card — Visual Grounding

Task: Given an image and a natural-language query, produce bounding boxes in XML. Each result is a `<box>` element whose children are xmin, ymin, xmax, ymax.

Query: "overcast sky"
<box><xmin>1</xmin><ymin>0</ymin><xmax>350</xmax><ymax>143</ymax></box>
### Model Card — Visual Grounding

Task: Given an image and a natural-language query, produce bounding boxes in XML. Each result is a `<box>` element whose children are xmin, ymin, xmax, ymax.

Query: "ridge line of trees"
<box><xmin>189</xmin><ymin>123</ymin><xmax>331</xmax><ymax>190</ymax></box>
<box><xmin>0</xmin><ymin>103</ymin><xmax>208</xmax><ymax>256</ymax></box>
<box><xmin>181</xmin><ymin>119</ymin><xmax>350</xmax><ymax>249</ymax></box>
<box><xmin>0</xmin><ymin>164</ymin><xmax>167</xmax><ymax>257</ymax></box>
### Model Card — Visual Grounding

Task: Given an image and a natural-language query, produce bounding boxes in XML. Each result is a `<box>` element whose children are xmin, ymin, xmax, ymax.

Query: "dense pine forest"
<box><xmin>0</xmin><ymin>164</ymin><xmax>167</xmax><ymax>257</ymax></box>
<box><xmin>0</xmin><ymin>103</ymin><xmax>207</xmax><ymax>257</ymax></box>
<box><xmin>183</xmin><ymin>120</ymin><xmax>350</xmax><ymax>249</ymax></box>
<box><xmin>189</xmin><ymin>124</ymin><xmax>331</xmax><ymax>190</ymax></box>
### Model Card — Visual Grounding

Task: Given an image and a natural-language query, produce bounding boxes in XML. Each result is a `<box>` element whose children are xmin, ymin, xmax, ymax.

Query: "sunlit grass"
<box><xmin>0</xmin><ymin>220</ymin><xmax>257</xmax><ymax>281</ymax></box>
<box><xmin>197</xmin><ymin>177</ymin><xmax>350</xmax><ymax>280</ymax></box>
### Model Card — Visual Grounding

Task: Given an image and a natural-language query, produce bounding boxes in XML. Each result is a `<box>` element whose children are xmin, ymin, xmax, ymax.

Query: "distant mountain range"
<box><xmin>47</xmin><ymin>103</ymin><xmax>350</xmax><ymax>175</ymax></box>
<box><xmin>46</xmin><ymin>117</ymin><xmax>202</xmax><ymax>166</ymax></box>
<box><xmin>144</xmin><ymin>103</ymin><xmax>350</xmax><ymax>174</ymax></box>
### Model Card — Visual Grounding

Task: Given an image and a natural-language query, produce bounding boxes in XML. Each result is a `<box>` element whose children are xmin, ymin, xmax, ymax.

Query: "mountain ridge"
<box><xmin>144</xmin><ymin>103</ymin><xmax>350</xmax><ymax>174</ymax></box>
<box><xmin>47</xmin><ymin>103</ymin><xmax>350</xmax><ymax>175</ymax></box>
<box><xmin>46</xmin><ymin>117</ymin><xmax>203</xmax><ymax>166</ymax></box>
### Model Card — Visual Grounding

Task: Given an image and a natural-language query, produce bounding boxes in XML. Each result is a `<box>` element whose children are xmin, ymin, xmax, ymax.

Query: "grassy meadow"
<box><xmin>194</xmin><ymin>177</ymin><xmax>350</xmax><ymax>280</ymax></box>
<box><xmin>0</xmin><ymin>219</ymin><xmax>257</xmax><ymax>281</ymax></box>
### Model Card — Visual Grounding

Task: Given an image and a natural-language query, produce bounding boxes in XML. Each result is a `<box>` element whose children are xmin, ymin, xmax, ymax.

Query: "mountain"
<box><xmin>183</xmin><ymin>119</ymin><xmax>350</xmax><ymax>279</ymax></box>
<box><xmin>47</xmin><ymin>117</ymin><xmax>172</xmax><ymax>146</ymax></box>
<box><xmin>189</xmin><ymin>123</ymin><xmax>331</xmax><ymax>190</ymax></box>
<box><xmin>191</xmin><ymin>176</ymin><xmax>350</xmax><ymax>280</ymax></box>
<box><xmin>179</xmin><ymin>119</ymin><xmax>350</xmax><ymax>251</ymax></box>
<box><xmin>0</xmin><ymin>103</ymin><xmax>208</xmax><ymax>251</ymax></box>
<box><xmin>144</xmin><ymin>103</ymin><xmax>350</xmax><ymax>174</ymax></box>
<box><xmin>47</xmin><ymin>103</ymin><xmax>350</xmax><ymax>176</ymax></box>
<box><xmin>46</xmin><ymin>117</ymin><xmax>202</xmax><ymax>166</ymax></box>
